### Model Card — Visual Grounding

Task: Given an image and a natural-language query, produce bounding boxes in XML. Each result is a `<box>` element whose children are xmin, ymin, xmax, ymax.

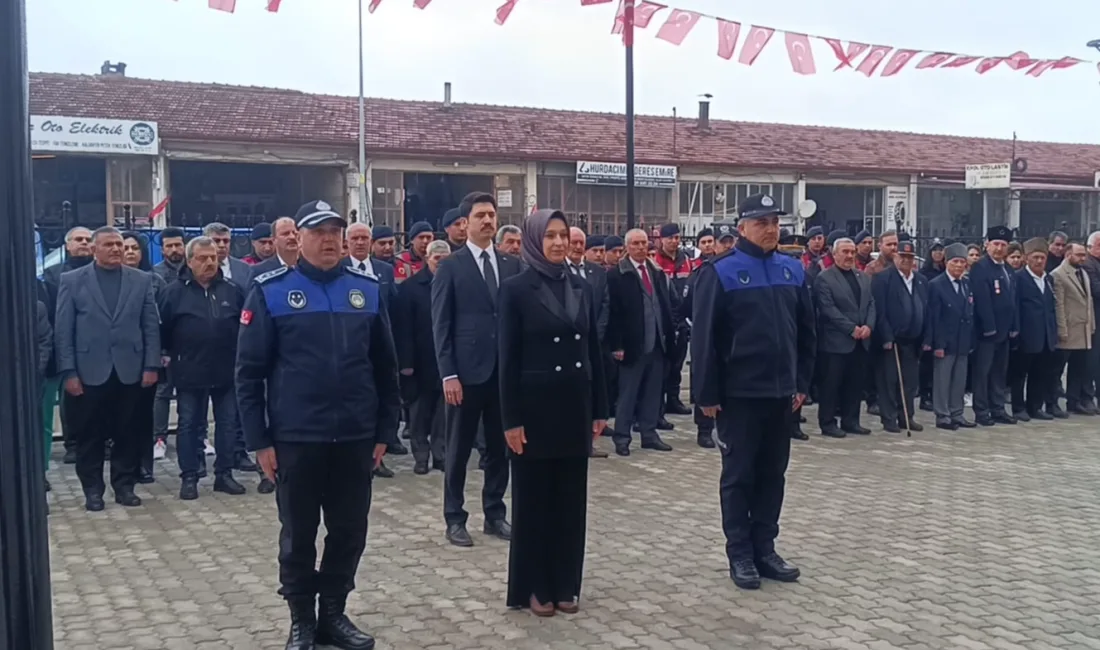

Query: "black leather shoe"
<box><xmin>820</xmin><ymin>425</ymin><xmax>846</xmax><ymax>439</ymax></box>
<box><xmin>904</xmin><ymin>421</ymin><xmax>924</xmax><ymax>432</ymax></box>
<box><xmin>729</xmin><ymin>559</ymin><xmax>761</xmax><ymax>590</ymax></box>
<box><xmin>258</xmin><ymin>477</ymin><xmax>276</xmax><ymax>494</ymax></box>
<box><xmin>1013</xmin><ymin>410</ymin><xmax>1031</xmax><ymax>423</ymax></box>
<box><xmin>372</xmin><ymin>462</ymin><xmax>394</xmax><ymax>479</ymax></box>
<box><xmin>790</xmin><ymin>429</ymin><xmax>809</xmax><ymax>441</ymax></box>
<box><xmin>1029</xmin><ymin>410</ymin><xmax>1053</xmax><ymax>421</ymax></box>
<box><xmin>1082</xmin><ymin>403</ymin><xmax>1100</xmax><ymax>415</ymax></box>
<box><xmin>991</xmin><ymin>411</ymin><xmax>1017</xmax><ymax>425</ymax></box>
<box><xmin>387</xmin><ymin>441</ymin><xmax>409</xmax><ymax>456</ymax></box>
<box><xmin>953</xmin><ymin>419</ymin><xmax>977</xmax><ymax>429</ymax></box>
<box><xmin>446</xmin><ymin>524</ymin><xmax>474</xmax><ymax>547</ymax></box>
<box><xmin>798</xmin><ymin>414</ymin><xmax>807</xmax><ymax>424</ymax></box>
<box><xmin>882</xmin><ymin>422</ymin><xmax>902</xmax><ymax>434</ymax></box>
<box><xmin>697</xmin><ymin>433</ymin><xmax>715</xmax><ymax>449</ymax></box>
<box><xmin>236</xmin><ymin>455</ymin><xmax>259</xmax><ymax>472</ymax></box>
<box><xmin>975</xmin><ymin>415</ymin><xmax>996</xmax><ymax>427</ymax></box>
<box><xmin>1048</xmin><ymin>406</ymin><xmax>1069</xmax><ymax>419</ymax></box>
<box><xmin>316</xmin><ymin>596</ymin><xmax>375</xmax><ymax>650</ymax></box>
<box><xmin>285</xmin><ymin>598</ymin><xmax>317</xmax><ymax>650</ymax></box>
<box><xmin>63</xmin><ymin>448</ymin><xmax>77</xmax><ymax>465</ymax></box>
<box><xmin>641</xmin><ymin>439</ymin><xmax>673</xmax><ymax>452</ymax></box>
<box><xmin>866</xmin><ymin>404</ymin><xmax>880</xmax><ymax>416</ymax></box>
<box><xmin>841</xmin><ymin>422</ymin><xmax>871</xmax><ymax>435</ymax></box>
<box><xmin>180</xmin><ymin>478</ymin><xmax>199</xmax><ymax>501</ymax></box>
<box><xmin>935</xmin><ymin>420</ymin><xmax>958</xmax><ymax>431</ymax></box>
<box><xmin>85</xmin><ymin>493</ymin><xmax>105</xmax><ymax>512</ymax></box>
<box><xmin>484</xmin><ymin>519</ymin><xmax>512</xmax><ymax>540</ymax></box>
<box><xmin>413</xmin><ymin>460</ymin><xmax>430</xmax><ymax>475</ymax></box>
<box><xmin>665</xmin><ymin>400</ymin><xmax>691</xmax><ymax>415</ymax></box>
<box><xmin>590</xmin><ymin>448</ymin><xmax>609</xmax><ymax>458</ymax></box>
<box><xmin>214</xmin><ymin>474</ymin><xmax>247</xmax><ymax>495</ymax></box>
<box><xmin>614</xmin><ymin>443</ymin><xmax>630</xmax><ymax>457</ymax></box>
<box><xmin>655</xmin><ymin>418</ymin><xmax>674</xmax><ymax>431</ymax></box>
<box><xmin>114</xmin><ymin>488</ymin><xmax>142</xmax><ymax>507</ymax></box>
<box><xmin>919</xmin><ymin>400</ymin><xmax>934</xmax><ymax>412</ymax></box>
<box><xmin>137</xmin><ymin>468</ymin><xmax>155</xmax><ymax>484</ymax></box>
<box><xmin>755</xmin><ymin>552</ymin><xmax>800</xmax><ymax>582</ymax></box>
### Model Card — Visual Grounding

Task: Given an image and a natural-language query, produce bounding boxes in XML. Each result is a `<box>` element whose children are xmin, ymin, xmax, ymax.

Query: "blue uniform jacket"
<box><xmin>235</xmin><ymin>260</ymin><xmax>401</xmax><ymax>451</ymax></box>
<box><xmin>924</xmin><ymin>274</ymin><xmax>975</xmax><ymax>357</ymax></box>
<box><xmin>969</xmin><ymin>255</ymin><xmax>1019</xmax><ymax>343</ymax></box>
<box><xmin>690</xmin><ymin>239</ymin><xmax>816</xmax><ymax>404</ymax></box>
<box><xmin>1013</xmin><ymin>268</ymin><xmax>1057</xmax><ymax>354</ymax></box>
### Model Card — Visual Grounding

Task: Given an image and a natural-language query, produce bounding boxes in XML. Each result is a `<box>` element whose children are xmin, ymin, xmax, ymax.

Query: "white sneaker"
<box><xmin>203</xmin><ymin>440</ymin><xmax>216</xmax><ymax>456</ymax></box>
<box><xmin>153</xmin><ymin>439</ymin><xmax>167</xmax><ymax>461</ymax></box>
<box><xmin>964</xmin><ymin>393</ymin><xmax>973</xmax><ymax>407</ymax></box>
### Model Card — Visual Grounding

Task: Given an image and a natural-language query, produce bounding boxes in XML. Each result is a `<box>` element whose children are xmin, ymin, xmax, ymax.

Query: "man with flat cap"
<box><xmin>800</xmin><ymin>226</ymin><xmax>827</xmax><ymax>271</ymax></box>
<box><xmin>654</xmin><ymin>223</ymin><xmax>694</xmax><ymax>416</ymax></box>
<box><xmin>692</xmin><ymin>193</ymin><xmax>815</xmax><ymax>590</ymax></box>
<box><xmin>237</xmin><ymin>199</ymin><xmax>400</xmax><ymax>650</ymax></box>
<box><xmin>442</xmin><ymin>207</ymin><xmax>468</xmax><ymax>252</ymax></box>
<box><xmin>969</xmin><ymin>225</ymin><xmax>1019</xmax><ymax>426</ymax></box>
<box><xmin>926</xmin><ymin>243</ymin><xmax>976</xmax><ymax>430</ymax></box>
<box><xmin>1010</xmin><ymin>237</ymin><xmax>1059</xmax><ymax>422</ymax></box>
<box><xmin>395</xmin><ymin>220</ymin><xmax>434</xmax><ymax>283</ymax></box>
<box><xmin>243</xmin><ymin>222</ymin><xmax>276</xmax><ymax>265</ymax></box>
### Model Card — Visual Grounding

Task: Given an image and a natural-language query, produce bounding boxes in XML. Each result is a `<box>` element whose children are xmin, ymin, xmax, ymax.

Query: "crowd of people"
<box><xmin>32</xmin><ymin>189</ymin><xmax>1100</xmax><ymax>650</ymax></box>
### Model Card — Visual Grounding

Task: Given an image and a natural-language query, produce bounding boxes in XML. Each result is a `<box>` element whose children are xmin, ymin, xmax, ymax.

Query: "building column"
<box><xmin>0</xmin><ymin>0</ymin><xmax>56</xmax><ymax>645</ymax></box>
<box><xmin>794</xmin><ymin>177</ymin><xmax>807</xmax><ymax>234</ymax></box>
<box><xmin>906</xmin><ymin>174</ymin><xmax>919</xmax><ymax>236</ymax></box>
<box><xmin>152</xmin><ymin>154</ymin><xmax>169</xmax><ymax>228</ymax></box>
<box><xmin>1008</xmin><ymin>192</ymin><xmax>1021</xmax><ymax>232</ymax></box>
<box><xmin>524</xmin><ymin>161</ymin><xmax>537</xmax><ymax>214</ymax></box>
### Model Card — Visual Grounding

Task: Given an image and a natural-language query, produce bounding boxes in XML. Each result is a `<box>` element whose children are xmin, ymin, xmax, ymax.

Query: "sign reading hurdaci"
<box><xmin>964</xmin><ymin>163</ymin><xmax>1011</xmax><ymax>190</ymax></box>
<box><xmin>30</xmin><ymin>115</ymin><xmax>159</xmax><ymax>156</ymax></box>
<box><xmin>576</xmin><ymin>161</ymin><xmax>678</xmax><ymax>188</ymax></box>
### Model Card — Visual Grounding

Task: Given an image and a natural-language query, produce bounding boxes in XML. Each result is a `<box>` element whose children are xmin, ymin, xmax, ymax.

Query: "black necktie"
<box><xmin>1076</xmin><ymin>268</ymin><xmax>1087</xmax><ymax>292</ymax></box>
<box><xmin>358</xmin><ymin>260</ymin><xmax>368</xmax><ymax>272</ymax></box>
<box><xmin>572</xmin><ymin>263</ymin><xmax>585</xmax><ymax>278</ymax></box>
<box><xmin>953</xmin><ymin>279</ymin><xmax>960</xmax><ymax>295</ymax></box>
<box><xmin>481</xmin><ymin>250</ymin><xmax>498</xmax><ymax>302</ymax></box>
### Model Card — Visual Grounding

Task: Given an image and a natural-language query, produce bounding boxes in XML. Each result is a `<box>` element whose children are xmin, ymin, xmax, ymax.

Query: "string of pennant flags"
<box><xmin>198</xmin><ymin>0</ymin><xmax>1098</xmax><ymax>79</ymax></box>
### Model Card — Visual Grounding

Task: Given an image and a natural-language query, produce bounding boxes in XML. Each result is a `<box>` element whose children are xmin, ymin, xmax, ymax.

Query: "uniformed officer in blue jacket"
<box><xmin>691</xmin><ymin>193</ymin><xmax>816</xmax><ymax>591</ymax></box>
<box><xmin>237</xmin><ymin>200</ymin><xmax>400</xmax><ymax>650</ymax></box>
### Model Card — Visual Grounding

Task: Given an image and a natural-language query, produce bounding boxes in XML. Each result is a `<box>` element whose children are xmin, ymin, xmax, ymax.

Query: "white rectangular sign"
<box><xmin>30</xmin><ymin>115</ymin><xmax>159</xmax><ymax>156</ymax></box>
<box><xmin>575</xmin><ymin>161</ymin><xmax>677</xmax><ymax>188</ymax></box>
<box><xmin>964</xmin><ymin>163</ymin><xmax>1011</xmax><ymax>190</ymax></box>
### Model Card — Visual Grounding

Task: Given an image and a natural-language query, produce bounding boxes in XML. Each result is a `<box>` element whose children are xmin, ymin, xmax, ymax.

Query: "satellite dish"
<box><xmin>797</xmin><ymin>199</ymin><xmax>817</xmax><ymax>220</ymax></box>
<box><xmin>1013</xmin><ymin>158</ymin><xmax>1029</xmax><ymax>174</ymax></box>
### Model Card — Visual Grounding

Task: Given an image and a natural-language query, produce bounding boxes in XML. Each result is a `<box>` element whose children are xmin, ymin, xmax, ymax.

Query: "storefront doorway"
<box><xmin>402</xmin><ymin>173</ymin><xmax>493</xmax><ymax>231</ymax></box>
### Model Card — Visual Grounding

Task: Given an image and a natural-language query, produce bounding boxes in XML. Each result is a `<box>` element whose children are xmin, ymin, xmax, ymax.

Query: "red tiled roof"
<box><xmin>29</xmin><ymin>72</ymin><xmax>1100</xmax><ymax>183</ymax></box>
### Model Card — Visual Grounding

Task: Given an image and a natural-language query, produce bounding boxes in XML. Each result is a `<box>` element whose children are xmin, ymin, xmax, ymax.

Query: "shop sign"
<box><xmin>884</xmin><ymin>186</ymin><xmax>911</xmax><ymax>231</ymax></box>
<box><xmin>575</xmin><ymin>161</ymin><xmax>677</xmax><ymax>188</ymax></box>
<box><xmin>30</xmin><ymin>115</ymin><xmax>159</xmax><ymax>156</ymax></box>
<box><xmin>964</xmin><ymin>162</ymin><xmax>1011</xmax><ymax>190</ymax></box>
<box><xmin>497</xmin><ymin>189</ymin><xmax>513</xmax><ymax>208</ymax></box>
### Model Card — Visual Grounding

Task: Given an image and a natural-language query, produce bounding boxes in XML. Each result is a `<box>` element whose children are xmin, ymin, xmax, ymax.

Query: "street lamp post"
<box><xmin>624</xmin><ymin>0</ymin><xmax>636</xmax><ymax>232</ymax></box>
<box><xmin>357</xmin><ymin>0</ymin><xmax>372</xmax><ymax>226</ymax></box>
<box><xmin>0</xmin><ymin>0</ymin><xmax>56</xmax><ymax>646</ymax></box>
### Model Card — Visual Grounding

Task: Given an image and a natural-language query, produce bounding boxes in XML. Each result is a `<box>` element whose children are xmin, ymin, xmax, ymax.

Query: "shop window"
<box><xmin>678</xmin><ymin>181</ymin><xmax>796</xmax><ymax>219</ymax></box>
<box><xmin>109</xmin><ymin>157</ymin><xmax>154</xmax><ymax>228</ymax></box>
<box><xmin>371</xmin><ymin>169</ymin><xmax>404</xmax><ymax>229</ymax></box>
<box><xmin>863</xmin><ymin>187</ymin><xmax>884</xmax><ymax>235</ymax></box>
<box><xmin>916</xmin><ymin>187</ymin><xmax>983</xmax><ymax>240</ymax></box>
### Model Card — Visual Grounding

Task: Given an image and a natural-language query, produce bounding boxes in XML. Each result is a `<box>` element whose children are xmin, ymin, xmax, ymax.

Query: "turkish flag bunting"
<box><xmin>784</xmin><ymin>33</ymin><xmax>816</xmax><ymax>75</ymax></box>
<box><xmin>208</xmin><ymin>0</ymin><xmax>235</xmax><ymax>11</ymax></box>
<box><xmin>367</xmin><ymin>0</ymin><xmax>382</xmax><ymax>12</ymax></box>
<box><xmin>581</xmin><ymin>0</ymin><xmax>614</xmax><ymax>4</ymax></box>
<box><xmin>941</xmin><ymin>55</ymin><xmax>981</xmax><ymax>69</ymax></box>
<box><xmin>880</xmin><ymin>49</ymin><xmax>919</xmax><ymax>77</ymax></box>
<box><xmin>975</xmin><ymin>57</ymin><xmax>1007</xmax><ymax>74</ymax></box>
<box><xmin>738</xmin><ymin>26</ymin><xmax>774</xmax><ymax>66</ymax></box>
<box><xmin>1051</xmin><ymin>56</ymin><xmax>1083</xmax><ymax>69</ymax></box>
<box><xmin>822</xmin><ymin>39</ymin><xmax>869</xmax><ymax>71</ymax></box>
<box><xmin>1004</xmin><ymin>51</ymin><xmax>1038</xmax><ymax>70</ymax></box>
<box><xmin>1025</xmin><ymin>60</ymin><xmax>1058</xmax><ymax>77</ymax></box>
<box><xmin>716</xmin><ymin>19</ymin><xmax>741</xmax><ymax>60</ymax></box>
<box><xmin>266</xmin><ymin>0</ymin><xmax>281</xmax><ymax>11</ymax></box>
<box><xmin>855</xmin><ymin>46</ymin><xmax>892</xmax><ymax>76</ymax></box>
<box><xmin>655</xmin><ymin>9</ymin><xmax>701</xmax><ymax>46</ymax></box>
<box><xmin>413</xmin><ymin>0</ymin><xmax>432</xmax><ymax>8</ymax></box>
<box><xmin>495</xmin><ymin>0</ymin><xmax>518</xmax><ymax>24</ymax></box>
<box><xmin>915</xmin><ymin>52</ymin><xmax>954</xmax><ymax>69</ymax></box>
<box><xmin>612</xmin><ymin>1</ymin><xmax>667</xmax><ymax>35</ymax></box>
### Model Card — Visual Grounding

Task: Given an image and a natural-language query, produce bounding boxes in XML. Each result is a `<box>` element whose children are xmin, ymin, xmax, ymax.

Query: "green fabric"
<box><xmin>41</xmin><ymin>377</ymin><xmax>61</xmax><ymax>471</ymax></box>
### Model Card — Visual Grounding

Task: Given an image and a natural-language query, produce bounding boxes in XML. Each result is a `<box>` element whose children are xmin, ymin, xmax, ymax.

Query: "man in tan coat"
<box><xmin>1052</xmin><ymin>243</ymin><xmax>1097</xmax><ymax>415</ymax></box>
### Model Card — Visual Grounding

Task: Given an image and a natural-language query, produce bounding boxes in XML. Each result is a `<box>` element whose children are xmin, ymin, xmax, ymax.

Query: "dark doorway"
<box><xmin>403</xmin><ymin>173</ymin><xmax>493</xmax><ymax>231</ymax></box>
<box><xmin>32</xmin><ymin>155</ymin><xmax>108</xmax><ymax>254</ymax></box>
<box><xmin>805</xmin><ymin>185</ymin><xmax>868</xmax><ymax>235</ymax></box>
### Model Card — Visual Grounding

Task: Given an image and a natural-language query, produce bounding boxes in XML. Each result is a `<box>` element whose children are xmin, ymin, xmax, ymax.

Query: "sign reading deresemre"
<box><xmin>576</xmin><ymin>161</ymin><xmax>677</xmax><ymax>188</ymax></box>
<box><xmin>30</xmin><ymin>115</ymin><xmax>159</xmax><ymax>156</ymax></box>
<box><xmin>964</xmin><ymin>163</ymin><xmax>1011</xmax><ymax>190</ymax></box>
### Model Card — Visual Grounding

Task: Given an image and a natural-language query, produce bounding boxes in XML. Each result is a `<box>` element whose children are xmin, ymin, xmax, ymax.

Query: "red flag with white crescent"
<box><xmin>737</xmin><ymin>26</ymin><xmax>774</xmax><ymax>66</ymax></box>
<box><xmin>940</xmin><ymin>55</ymin><xmax>981</xmax><ymax>69</ymax></box>
<box><xmin>612</xmin><ymin>1</ymin><xmax>667</xmax><ymax>36</ymax></box>
<box><xmin>880</xmin><ymin>49</ymin><xmax>919</xmax><ymax>77</ymax></box>
<box><xmin>855</xmin><ymin>46</ymin><xmax>892</xmax><ymax>76</ymax></box>
<box><xmin>716</xmin><ymin>19</ymin><xmax>741</xmax><ymax>60</ymax></box>
<box><xmin>580</xmin><ymin>0</ymin><xmax>614</xmax><ymax>4</ymax></box>
<box><xmin>494</xmin><ymin>0</ymin><xmax>518</xmax><ymax>24</ymax></box>
<box><xmin>822</xmin><ymin>39</ymin><xmax>869</xmax><ymax>71</ymax></box>
<box><xmin>655</xmin><ymin>9</ymin><xmax>701</xmax><ymax>46</ymax></box>
<box><xmin>208</xmin><ymin>0</ymin><xmax>236</xmax><ymax>11</ymax></box>
<box><xmin>783</xmin><ymin>32</ymin><xmax>815</xmax><ymax>75</ymax></box>
<box><xmin>975</xmin><ymin>57</ymin><xmax>1007</xmax><ymax>74</ymax></box>
<box><xmin>1004</xmin><ymin>51</ymin><xmax>1038</xmax><ymax>70</ymax></box>
<box><xmin>915</xmin><ymin>52</ymin><xmax>954</xmax><ymax>69</ymax></box>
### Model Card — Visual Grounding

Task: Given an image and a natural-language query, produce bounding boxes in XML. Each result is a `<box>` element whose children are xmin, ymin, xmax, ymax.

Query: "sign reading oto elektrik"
<box><xmin>30</xmin><ymin>115</ymin><xmax>160</xmax><ymax>156</ymax></box>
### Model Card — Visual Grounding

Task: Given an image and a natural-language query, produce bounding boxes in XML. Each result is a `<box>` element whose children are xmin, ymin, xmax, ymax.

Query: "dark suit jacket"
<box><xmin>606</xmin><ymin>256</ymin><xmax>675</xmax><ymax>365</ymax></box>
<box><xmin>498</xmin><ymin>268</ymin><xmax>608</xmax><ymax>459</ymax></box>
<box><xmin>431</xmin><ymin>244</ymin><xmax>522</xmax><ymax>385</ymax></box>
<box><xmin>224</xmin><ymin>256</ymin><xmax>253</xmax><ymax>291</ymax></box>
<box><xmin>1013</xmin><ymin>268</ymin><xmax>1057</xmax><ymax>354</ymax></box>
<box><xmin>813</xmin><ymin>266</ymin><xmax>875</xmax><ymax>354</ymax></box>
<box><xmin>393</xmin><ymin>266</ymin><xmax>440</xmax><ymax>398</ymax></box>
<box><xmin>925</xmin><ymin>274</ymin><xmax>974</xmax><ymax>356</ymax></box>
<box><xmin>581</xmin><ymin>261</ymin><xmax>610</xmax><ymax>343</ymax></box>
<box><xmin>969</xmin><ymin>255</ymin><xmax>1018</xmax><ymax>343</ymax></box>
<box><xmin>871</xmin><ymin>268</ymin><xmax>929</xmax><ymax>346</ymax></box>
<box><xmin>37</xmin><ymin>300</ymin><xmax>52</xmax><ymax>377</ymax></box>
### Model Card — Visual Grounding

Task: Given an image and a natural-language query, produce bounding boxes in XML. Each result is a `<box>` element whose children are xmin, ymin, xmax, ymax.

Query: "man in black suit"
<box><xmin>568</xmin><ymin>227</ymin><xmax>611</xmax><ymax>457</ymax></box>
<box><xmin>248</xmin><ymin>216</ymin><xmax>299</xmax><ymax>281</ymax></box>
<box><xmin>926</xmin><ymin>244</ymin><xmax>976</xmax><ymax>430</ymax></box>
<box><xmin>431</xmin><ymin>191</ymin><xmax>521</xmax><ymax>547</ymax></box>
<box><xmin>969</xmin><ymin>225</ymin><xmax>1019</xmax><ymax>426</ymax></box>
<box><xmin>870</xmin><ymin>240</ymin><xmax>929</xmax><ymax>433</ymax></box>
<box><xmin>606</xmin><ymin>228</ymin><xmax>676</xmax><ymax>456</ymax></box>
<box><xmin>813</xmin><ymin>238</ymin><xmax>875</xmax><ymax>438</ymax></box>
<box><xmin>1011</xmin><ymin>237</ymin><xmax>1059</xmax><ymax>422</ymax></box>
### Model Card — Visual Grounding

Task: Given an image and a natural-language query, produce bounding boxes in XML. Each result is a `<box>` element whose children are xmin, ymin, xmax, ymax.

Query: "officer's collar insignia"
<box><xmin>683</xmin><ymin>285</ymin><xmax>690</xmax><ymax>298</ymax></box>
<box><xmin>738</xmin><ymin>269</ymin><xmax>751</xmax><ymax>285</ymax></box>
<box><xmin>349</xmin><ymin>289</ymin><xmax>366</xmax><ymax>309</ymax></box>
<box><xmin>761</xmin><ymin>195</ymin><xmax>774</xmax><ymax>207</ymax></box>
<box><xmin>783</xmin><ymin>267</ymin><xmax>792</xmax><ymax>280</ymax></box>
<box><xmin>288</xmin><ymin>290</ymin><xmax>307</xmax><ymax>309</ymax></box>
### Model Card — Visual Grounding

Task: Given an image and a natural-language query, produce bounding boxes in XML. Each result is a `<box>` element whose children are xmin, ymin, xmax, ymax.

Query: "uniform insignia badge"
<box><xmin>349</xmin><ymin>289</ymin><xmax>366</xmax><ymax>309</ymax></box>
<box><xmin>738</xmin><ymin>270</ymin><xmax>751</xmax><ymax>285</ymax></box>
<box><xmin>683</xmin><ymin>285</ymin><xmax>690</xmax><ymax>298</ymax></box>
<box><xmin>761</xmin><ymin>195</ymin><xmax>774</xmax><ymax>207</ymax></box>
<box><xmin>783</xmin><ymin>267</ymin><xmax>792</xmax><ymax>280</ymax></box>
<box><xmin>316</xmin><ymin>200</ymin><xmax>331</xmax><ymax>211</ymax></box>
<box><xmin>287</xmin><ymin>290</ymin><xmax>307</xmax><ymax>309</ymax></box>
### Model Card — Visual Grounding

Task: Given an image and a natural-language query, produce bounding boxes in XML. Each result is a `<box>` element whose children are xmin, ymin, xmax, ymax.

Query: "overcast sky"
<box><xmin>27</xmin><ymin>0</ymin><xmax>1100</xmax><ymax>144</ymax></box>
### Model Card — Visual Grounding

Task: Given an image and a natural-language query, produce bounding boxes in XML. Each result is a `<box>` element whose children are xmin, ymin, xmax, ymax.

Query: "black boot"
<box><xmin>316</xmin><ymin>596</ymin><xmax>375</xmax><ymax>650</ymax></box>
<box><xmin>285</xmin><ymin>598</ymin><xmax>317</xmax><ymax>650</ymax></box>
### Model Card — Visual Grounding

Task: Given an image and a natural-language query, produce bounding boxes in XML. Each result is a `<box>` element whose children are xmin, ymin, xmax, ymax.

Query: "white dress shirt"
<box><xmin>220</xmin><ymin>258</ymin><xmax>232</xmax><ymax>280</ymax></box>
<box><xmin>898</xmin><ymin>268</ymin><xmax>914</xmax><ymax>294</ymax></box>
<box><xmin>466</xmin><ymin>239</ymin><xmax>498</xmax><ymax>281</ymax></box>
<box><xmin>1026</xmin><ymin>266</ymin><xmax>1046</xmax><ymax>294</ymax></box>
<box><xmin>349</xmin><ymin>256</ymin><xmax>375</xmax><ymax>277</ymax></box>
<box><xmin>568</xmin><ymin>260</ymin><xmax>587</xmax><ymax>279</ymax></box>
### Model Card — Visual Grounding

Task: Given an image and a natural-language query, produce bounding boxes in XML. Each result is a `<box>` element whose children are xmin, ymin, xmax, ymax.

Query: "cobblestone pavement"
<box><xmin>47</xmin><ymin>408</ymin><xmax>1100</xmax><ymax>650</ymax></box>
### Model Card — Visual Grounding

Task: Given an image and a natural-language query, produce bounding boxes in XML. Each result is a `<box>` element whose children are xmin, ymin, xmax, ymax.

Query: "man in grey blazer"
<box><xmin>813</xmin><ymin>238</ymin><xmax>876</xmax><ymax>438</ymax></box>
<box><xmin>56</xmin><ymin>226</ymin><xmax>161</xmax><ymax>511</ymax></box>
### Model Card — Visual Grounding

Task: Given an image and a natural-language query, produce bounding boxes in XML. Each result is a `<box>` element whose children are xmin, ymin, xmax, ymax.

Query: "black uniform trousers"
<box><xmin>444</xmin><ymin>373</ymin><xmax>508</xmax><ymax>527</ymax></box>
<box><xmin>604</xmin><ymin>345</ymin><xmax>619</xmax><ymax>415</ymax></box>
<box><xmin>715</xmin><ymin>397</ymin><xmax>791</xmax><ymax>565</ymax></box>
<box><xmin>409</xmin><ymin>391</ymin><xmax>446</xmax><ymax>465</ymax></box>
<box><xmin>1060</xmin><ymin>349</ymin><xmax>1092</xmax><ymax>409</ymax></box>
<box><xmin>664</xmin><ymin>329</ymin><xmax>689</xmax><ymax>406</ymax></box>
<box><xmin>973</xmin><ymin>339</ymin><xmax>1010</xmax><ymax>417</ymax></box>
<box><xmin>693</xmin><ymin>405</ymin><xmax>714</xmax><ymax>436</ymax></box>
<box><xmin>275</xmin><ymin>439</ymin><xmax>374</xmax><ymax>600</ymax></box>
<box><xmin>817</xmin><ymin>348</ymin><xmax>867</xmax><ymax>429</ymax></box>
<box><xmin>64</xmin><ymin>371</ymin><xmax>141</xmax><ymax>495</ymax></box>
<box><xmin>1010</xmin><ymin>349</ymin><xmax>1058</xmax><ymax>415</ymax></box>
<box><xmin>875</xmin><ymin>341</ymin><xmax>919</xmax><ymax>427</ymax></box>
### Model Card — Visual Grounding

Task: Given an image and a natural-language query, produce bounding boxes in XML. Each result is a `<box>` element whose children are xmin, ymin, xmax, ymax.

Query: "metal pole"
<box><xmin>0</xmin><ymin>0</ymin><xmax>55</xmax><ymax>646</ymax></box>
<box><xmin>624</xmin><ymin>0</ymin><xmax>636</xmax><ymax>232</ymax></box>
<box><xmin>357</xmin><ymin>0</ymin><xmax>371</xmax><ymax>226</ymax></box>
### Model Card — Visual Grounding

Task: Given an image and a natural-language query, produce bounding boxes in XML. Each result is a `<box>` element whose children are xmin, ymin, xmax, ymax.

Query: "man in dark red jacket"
<box><xmin>654</xmin><ymin>223</ymin><xmax>693</xmax><ymax>417</ymax></box>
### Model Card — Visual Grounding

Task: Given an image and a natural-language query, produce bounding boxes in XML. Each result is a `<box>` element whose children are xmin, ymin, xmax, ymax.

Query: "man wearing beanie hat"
<box><xmin>853</xmin><ymin>230</ymin><xmax>874</xmax><ymax>272</ymax></box>
<box><xmin>441</xmin><ymin>207</ymin><xmax>468</xmax><ymax>252</ymax></box>
<box><xmin>394</xmin><ymin>221</ymin><xmax>434</xmax><ymax>283</ymax></box>
<box><xmin>584</xmin><ymin>234</ymin><xmax>606</xmax><ymax>266</ymax></box>
<box><xmin>1010</xmin><ymin>237</ymin><xmax>1058</xmax><ymax>420</ymax></box>
<box><xmin>603</xmin><ymin>234</ymin><xmax>625</xmax><ymax>269</ymax></box>
<box><xmin>654</xmin><ymin>223</ymin><xmax>694</xmax><ymax>417</ymax></box>
<box><xmin>968</xmin><ymin>225</ymin><xmax>1020</xmax><ymax>426</ymax></box>
<box><xmin>926</xmin><ymin>243</ymin><xmax>976</xmax><ymax>429</ymax></box>
<box><xmin>243</xmin><ymin>222</ymin><xmax>275</xmax><ymax>265</ymax></box>
<box><xmin>695</xmin><ymin>227</ymin><xmax>716</xmax><ymax>260</ymax></box>
<box><xmin>370</xmin><ymin>225</ymin><xmax>397</xmax><ymax>264</ymax></box>
<box><xmin>1048</xmin><ymin>240</ymin><xmax>1096</xmax><ymax>415</ymax></box>
<box><xmin>800</xmin><ymin>226</ymin><xmax>827</xmax><ymax>271</ymax></box>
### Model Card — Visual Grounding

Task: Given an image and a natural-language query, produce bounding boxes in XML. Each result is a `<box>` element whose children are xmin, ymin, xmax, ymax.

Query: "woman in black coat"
<box><xmin>123</xmin><ymin>232</ymin><xmax>165</xmax><ymax>484</ymax></box>
<box><xmin>499</xmin><ymin>209</ymin><xmax>608</xmax><ymax>616</ymax></box>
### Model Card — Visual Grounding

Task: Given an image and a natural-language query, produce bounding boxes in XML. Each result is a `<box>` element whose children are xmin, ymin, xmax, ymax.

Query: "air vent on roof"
<box><xmin>100</xmin><ymin>61</ymin><xmax>127</xmax><ymax>77</ymax></box>
<box><xmin>697</xmin><ymin>94</ymin><xmax>712</xmax><ymax>131</ymax></box>
<box><xmin>444</xmin><ymin>82</ymin><xmax>452</xmax><ymax>108</ymax></box>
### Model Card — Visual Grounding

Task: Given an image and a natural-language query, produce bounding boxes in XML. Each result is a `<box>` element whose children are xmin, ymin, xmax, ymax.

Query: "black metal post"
<box><xmin>0</xmin><ymin>0</ymin><xmax>55</xmax><ymax>646</ymax></box>
<box><xmin>624</xmin><ymin>0</ymin><xmax>636</xmax><ymax>232</ymax></box>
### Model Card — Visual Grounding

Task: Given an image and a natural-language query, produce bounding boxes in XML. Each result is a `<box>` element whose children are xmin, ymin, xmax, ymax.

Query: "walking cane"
<box><xmin>894</xmin><ymin>345</ymin><xmax>912</xmax><ymax>438</ymax></box>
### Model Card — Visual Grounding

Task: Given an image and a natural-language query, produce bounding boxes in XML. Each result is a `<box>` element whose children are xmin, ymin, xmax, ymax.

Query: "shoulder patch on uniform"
<box><xmin>253</xmin><ymin>266</ymin><xmax>289</xmax><ymax>284</ymax></box>
<box><xmin>344</xmin><ymin>266</ymin><xmax>379</xmax><ymax>283</ymax></box>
